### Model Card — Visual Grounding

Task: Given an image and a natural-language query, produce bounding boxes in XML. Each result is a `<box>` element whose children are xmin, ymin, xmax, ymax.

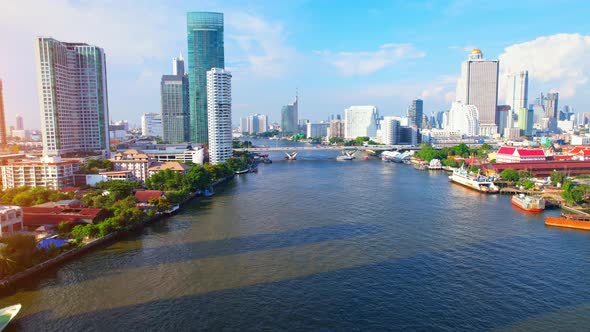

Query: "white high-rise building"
<box><xmin>344</xmin><ymin>106</ymin><xmax>379</xmax><ymax>139</ymax></box>
<box><xmin>455</xmin><ymin>49</ymin><xmax>499</xmax><ymax>136</ymax></box>
<box><xmin>35</xmin><ymin>37</ymin><xmax>110</xmax><ymax>157</ymax></box>
<box><xmin>240</xmin><ymin>114</ymin><xmax>268</xmax><ymax>134</ymax></box>
<box><xmin>207</xmin><ymin>68</ymin><xmax>232</xmax><ymax>164</ymax></box>
<box><xmin>448</xmin><ymin>102</ymin><xmax>479</xmax><ymax>137</ymax></box>
<box><xmin>141</xmin><ymin>113</ymin><xmax>163</xmax><ymax>138</ymax></box>
<box><xmin>380</xmin><ymin>116</ymin><xmax>400</xmax><ymax>145</ymax></box>
<box><xmin>505</xmin><ymin>71</ymin><xmax>528</xmax><ymax>128</ymax></box>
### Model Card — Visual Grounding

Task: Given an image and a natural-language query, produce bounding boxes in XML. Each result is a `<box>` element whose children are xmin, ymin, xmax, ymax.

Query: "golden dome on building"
<box><xmin>470</xmin><ymin>48</ymin><xmax>482</xmax><ymax>54</ymax></box>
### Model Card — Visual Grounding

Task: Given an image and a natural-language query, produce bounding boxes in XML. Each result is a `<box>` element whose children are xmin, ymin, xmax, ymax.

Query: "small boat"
<box><xmin>203</xmin><ymin>187</ymin><xmax>214</xmax><ymax>197</ymax></box>
<box><xmin>511</xmin><ymin>194</ymin><xmax>545</xmax><ymax>212</ymax></box>
<box><xmin>0</xmin><ymin>304</ymin><xmax>21</xmax><ymax>331</ymax></box>
<box><xmin>336</xmin><ymin>155</ymin><xmax>354</xmax><ymax>161</ymax></box>
<box><xmin>428</xmin><ymin>159</ymin><xmax>443</xmax><ymax>170</ymax></box>
<box><xmin>235</xmin><ymin>169</ymin><xmax>249</xmax><ymax>174</ymax></box>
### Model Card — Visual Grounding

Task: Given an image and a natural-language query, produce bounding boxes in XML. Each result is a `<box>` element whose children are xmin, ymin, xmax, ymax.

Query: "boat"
<box><xmin>203</xmin><ymin>187</ymin><xmax>214</xmax><ymax>197</ymax></box>
<box><xmin>448</xmin><ymin>165</ymin><xmax>499</xmax><ymax>193</ymax></box>
<box><xmin>0</xmin><ymin>304</ymin><xmax>21</xmax><ymax>331</ymax></box>
<box><xmin>381</xmin><ymin>151</ymin><xmax>400</xmax><ymax>162</ymax></box>
<box><xmin>235</xmin><ymin>169</ymin><xmax>249</xmax><ymax>174</ymax></box>
<box><xmin>284</xmin><ymin>152</ymin><xmax>298</xmax><ymax>160</ymax></box>
<box><xmin>511</xmin><ymin>194</ymin><xmax>545</xmax><ymax>212</ymax></box>
<box><xmin>546</xmin><ymin>213</ymin><xmax>590</xmax><ymax>231</ymax></box>
<box><xmin>337</xmin><ymin>151</ymin><xmax>355</xmax><ymax>161</ymax></box>
<box><xmin>428</xmin><ymin>159</ymin><xmax>443</xmax><ymax>170</ymax></box>
<box><xmin>393</xmin><ymin>151</ymin><xmax>413</xmax><ymax>163</ymax></box>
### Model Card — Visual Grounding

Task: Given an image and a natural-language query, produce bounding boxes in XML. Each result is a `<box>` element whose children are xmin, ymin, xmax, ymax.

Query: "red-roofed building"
<box><xmin>496</xmin><ymin>147</ymin><xmax>546</xmax><ymax>163</ymax></box>
<box><xmin>22</xmin><ymin>207</ymin><xmax>108</xmax><ymax>226</ymax></box>
<box><xmin>134</xmin><ymin>190</ymin><xmax>166</xmax><ymax>210</ymax></box>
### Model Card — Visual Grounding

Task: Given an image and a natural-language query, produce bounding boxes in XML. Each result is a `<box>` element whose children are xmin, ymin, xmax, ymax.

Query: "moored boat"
<box><xmin>235</xmin><ymin>169</ymin><xmax>249</xmax><ymax>174</ymax></box>
<box><xmin>428</xmin><ymin>159</ymin><xmax>442</xmax><ymax>170</ymax></box>
<box><xmin>511</xmin><ymin>194</ymin><xmax>545</xmax><ymax>212</ymax></box>
<box><xmin>336</xmin><ymin>155</ymin><xmax>354</xmax><ymax>161</ymax></box>
<box><xmin>381</xmin><ymin>151</ymin><xmax>400</xmax><ymax>162</ymax></box>
<box><xmin>449</xmin><ymin>165</ymin><xmax>499</xmax><ymax>193</ymax></box>
<box><xmin>0</xmin><ymin>304</ymin><xmax>21</xmax><ymax>331</ymax></box>
<box><xmin>546</xmin><ymin>213</ymin><xmax>590</xmax><ymax>231</ymax></box>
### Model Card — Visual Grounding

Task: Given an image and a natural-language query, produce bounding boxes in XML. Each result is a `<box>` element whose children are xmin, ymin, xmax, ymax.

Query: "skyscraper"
<box><xmin>380</xmin><ymin>116</ymin><xmax>400</xmax><ymax>145</ymax></box>
<box><xmin>141</xmin><ymin>113</ymin><xmax>163</xmax><ymax>138</ymax></box>
<box><xmin>455</xmin><ymin>49</ymin><xmax>499</xmax><ymax>136</ymax></box>
<box><xmin>35</xmin><ymin>37</ymin><xmax>110</xmax><ymax>157</ymax></box>
<box><xmin>281</xmin><ymin>95</ymin><xmax>298</xmax><ymax>135</ymax></box>
<box><xmin>505</xmin><ymin>71</ymin><xmax>528</xmax><ymax>128</ymax></box>
<box><xmin>0</xmin><ymin>80</ymin><xmax>6</xmax><ymax>148</ymax></box>
<box><xmin>187</xmin><ymin>12</ymin><xmax>225</xmax><ymax>144</ymax></box>
<box><xmin>407</xmin><ymin>98</ymin><xmax>423</xmax><ymax>128</ymax></box>
<box><xmin>15</xmin><ymin>114</ymin><xmax>23</xmax><ymax>131</ymax></box>
<box><xmin>206</xmin><ymin>68</ymin><xmax>232</xmax><ymax>164</ymax></box>
<box><xmin>161</xmin><ymin>54</ymin><xmax>189</xmax><ymax>143</ymax></box>
<box><xmin>344</xmin><ymin>106</ymin><xmax>379</xmax><ymax>139</ymax></box>
<box><xmin>545</xmin><ymin>92</ymin><xmax>559</xmax><ymax>119</ymax></box>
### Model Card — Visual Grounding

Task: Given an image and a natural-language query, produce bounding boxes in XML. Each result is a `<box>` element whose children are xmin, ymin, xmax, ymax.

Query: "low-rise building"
<box><xmin>0</xmin><ymin>157</ymin><xmax>80</xmax><ymax>190</ymax></box>
<box><xmin>85</xmin><ymin>171</ymin><xmax>134</xmax><ymax>186</ymax></box>
<box><xmin>147</xmin><ymin>161</ymin><xmax>190</xmax><ymax>177</ymax></box>
<box><xmin>496</xmin><ymin>147</ymin><xmax>546</xmax><ymax>163</ymax></box>
<box><xmin>22</xmin><ymin>207</ymin><xmax>108</xmax><ymax>226</ymax></box>
<box><xmin>110</xmin><ymin>149</ymin><xmax>152</xmax><ymax>182</ymax></box>
<box><xmin>134</xmin><ymin>190</ymin><xmax>166</xmax><ymax>210</ymax></box>
<box><xmin>0</xmin><ymin>205</ymin><xmax>23</xmax><ymax>236</ymax></box>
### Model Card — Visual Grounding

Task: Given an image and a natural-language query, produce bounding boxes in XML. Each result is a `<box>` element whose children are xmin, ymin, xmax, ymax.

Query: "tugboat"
<box><xmin>511</xmin><ymin>194</ymin><xmax>545</xmax><ymax>212</ymax></box>
<box><xmin>0</xmin><ymin>304</ymin><xmax>21</xmax><ymax>331</ymax></box>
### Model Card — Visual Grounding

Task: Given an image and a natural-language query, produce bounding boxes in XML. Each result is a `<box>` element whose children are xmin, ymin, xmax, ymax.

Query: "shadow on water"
<box><xmin>9</xmin><ymin>233</ymin><xmax>590</xmax><ymax>331</ymax></box>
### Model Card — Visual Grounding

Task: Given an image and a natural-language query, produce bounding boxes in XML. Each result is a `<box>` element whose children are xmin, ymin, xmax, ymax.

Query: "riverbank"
<box><xmin>0</xmin><ymin>174</ymin><xmax>236</xmax><ymax>292</ymax></box>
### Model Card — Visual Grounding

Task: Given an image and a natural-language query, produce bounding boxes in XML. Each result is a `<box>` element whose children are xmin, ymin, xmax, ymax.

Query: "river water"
<box><xmin>2</xmin><ymin>141</ymin><xmax>590</xmax><ymax>331</ymax></box>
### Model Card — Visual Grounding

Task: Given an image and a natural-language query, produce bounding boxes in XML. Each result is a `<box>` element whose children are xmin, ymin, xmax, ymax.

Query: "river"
<box><xmin>2</xmin><ymin>140</ymin><xmax>590</xmax><ymax>331</ymax></box>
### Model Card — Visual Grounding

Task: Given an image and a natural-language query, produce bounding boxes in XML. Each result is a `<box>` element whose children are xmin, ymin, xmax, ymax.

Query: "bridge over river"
<box><xmin>234</xmin><ymin>142</ymin><xmax>489</xmax><ymax>153</ymax></box>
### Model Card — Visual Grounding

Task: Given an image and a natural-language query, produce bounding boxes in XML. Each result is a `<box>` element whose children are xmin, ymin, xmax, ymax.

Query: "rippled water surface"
<box><xmin>2</xmin><ymin>151</ymin><xmax>590</xmax><ymax>331</ymax></box>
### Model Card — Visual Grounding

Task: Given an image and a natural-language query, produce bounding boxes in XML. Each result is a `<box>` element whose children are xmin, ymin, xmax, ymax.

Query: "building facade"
<box><xmin>141</xmin><ymin>113</ymin><xmax>163</xmax><ymax>138</ymax></box>
<box><xmin>281</xmin><ymin>96</ymin><xmax>298</xmax><ymax>135</ymax></box>
<box><xmin>187</xmin><ymin>12</ymin><xmax>225</xmax><ymax>144</ymax></box>
<box><xmin>0</xmin><ymin>206</ymin><xmax>23</xmax><ymax>237</ymax></box>
<box><xmin>35</xmin><ymin>37</ymin><xmax>110</xmax><ymax>157</ymax></box>
<box><xmin>241</xmin><ymin>114</ymin><xmax>268</xmax><ymax>134</ymax></box>
<box><xmin>448</xmin><ymin>102</ymin><xmax>479</xmax><ymax>137</ymax></box>
<box><xmin>505</xmin><ymin>71</ymin><xmax>528</xmax><ymax>129</ymax></box>
<box><xmin>206</xmin><ymin>68</ymin><xmax>232</xmax><ymax>164</ymax></box>
<box><xmin>329</xmin><ymin>119</ymin><xmax>345</xmax><ymax>139</ymax></box>
<box><xmin>161</xmin><ymin>54</ymin><xmax>189</xmax><ymax>143</ymax></box>
<box><xmin>344</xmin><ymin>106</ymin><xmax>379</xmax><ymax>139</ymax></box>
<box><xmin>110</xmin><ymin>149</ymin><xmax>151</xmax><ymax>182</ymax></box>
<box><xmin>380</xmin><ymin>116</ymin><xmax>400</xmax><ymax>145</ymax></box>
<box><xmin>407</xmin><ymin>99</ymin><xmax>423</xmax><ymax>129</ymax></box>
<box><xmin>545</xmin><ymin>92</ymin><xmax>559</xmax><ymax>119</ymax></box>
<box><xmin>0</xmin><ymin>157</ymin><xmax>79</xmax><ymax>190</ymax></box>
<box><xmin>306</xmin><ymin>123</ymin><xmax>329</xmax><ymax>139</ymax></box>
<box><xmin>0</xmin><ymin>80</ymin><xmax>6</xmax><ymax>149</ymax></box>
<box><xmin>517</xmin><ymin>108</ymin><xmax>534</xmax><ymax>136</ymax></box>
<box><xmin>455</xmin><ymin>49</ymin><xmax>499</xmax><ymax>136</ymax></box>
<box><xmin>15</xmin><ymin>114</ymin><xmax>24</xmax><ymax>131</ymax></box>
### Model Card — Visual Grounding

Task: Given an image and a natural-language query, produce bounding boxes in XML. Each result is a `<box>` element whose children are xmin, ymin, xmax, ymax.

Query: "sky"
<box><xmin>1</xmin><ymin>0</ymin><xmax>590</xmax><ymax>130</ymax></box>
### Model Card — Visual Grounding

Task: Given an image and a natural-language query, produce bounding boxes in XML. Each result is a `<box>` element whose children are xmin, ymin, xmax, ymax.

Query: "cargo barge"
<box><xmin>545</xmin><ymin>214</ymin><xmax>590</xmax><ymax>231</ymax></box>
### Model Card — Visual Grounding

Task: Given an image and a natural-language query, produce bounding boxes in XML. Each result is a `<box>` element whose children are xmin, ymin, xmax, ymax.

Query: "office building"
<box><xmin>496</xmin><ymin>105</ymin><xmax>511</xmax><ymax>137</ymax></box>
<box><xmin>141</xmin><ymin>113</ymin><xmax>163</xmax><ymax>138</ymax></box>
<box><xmin>281</xmin><ymin>95</ymin><xmax>298</xmax><ymax>135</ymax></box>
<box><xmin>329</xmin><ymin>119</ymin><xmax>345</xmax><ymax>139</ymax></box>
<box><xmin>187</xmin><ymin>12</ymin><xmax>225</xmax><ymax>144</ymax></box>
<box><xmin>448</xmin><ymin>102</ymin><xmax>479</xmax><ymax>137</ymax></box>
<box><xmin>407</xmin><ymin>98</ymin><xmax>423</xmax><ymax>128</ymax></box>
<box><xmin>545</xmin><ymin>92</ymin><xmax>559</xmax><ymax>119</ymax></box>
<box><xmin>344</xmin><ymin>106</ymin><xmax>379</xmax><ymax>139</ymax></box>
<box><xmin>455</xmin><ymin>49</ymin><xmax>499</xmax><ymax>136</ymax></box>
<box><xmin>206</xmin><ymin>68</ymin><xmax>232</xmax><ymax>164</ymax></box>
<box><xmin>0</xmin><ymin>80</ymin><xmax>6</xmax><ymax>149</ymax></box>
<box><xmin>518</xmin><ymin>108</ymin><xmax>534</xmax><ymax>136</ymax></box>
<box><xmin>306</xmin><ymin>122</ymin><xmax>329</xmax><ymax>139</ymax></box>
<box><xmin>35</xmin><ymin>37</ymin><xmax>110</xmax><ymax>157</ymax></box>
<box><xmin>505</xmin><ymin>71</ymin><xmax>528</xmax><ymax>128</ymax></box>
<box><xmin>161</xmin><ymin>54</ymin><xmax>189</xmax><ymax>143</ymax></box>
<box><xmin>15</xmin><ymin>114</ymin><xmax>23</xmax><ymax>131</ymax></box>
<box><xmin>380</xmin><ymin>116</ymin><xmax>400</xmax><ymax>145</ymax></box>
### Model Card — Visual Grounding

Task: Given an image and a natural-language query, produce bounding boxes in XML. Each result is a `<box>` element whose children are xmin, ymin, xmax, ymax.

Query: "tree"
<box><xmin>184</xmin><ymin>165</ymin><xmax>212</xmax><ymax>191</ymax></box>
<box><xmin>0</xmin><ymin>247</ymin><xmax>17</xmax><ymax>277</ymax></box>
<box><xmin>0</xmin><ymin>233</ymin><xmax>38</xmax><ymax>272</ymax></box>
<box><xmin>500</xmin><ymin>168</ymin><xmax>519</xmax><ymax>182</ymax></box>
<box><xmin>148</xmin><ymin>197</ymin><xmax>172</xmax><ymax>213</ymax></box>
<box><xmin>550</xmin><ymin>171</ymin><xmax>566</xmax><ymax>186</ymax></box>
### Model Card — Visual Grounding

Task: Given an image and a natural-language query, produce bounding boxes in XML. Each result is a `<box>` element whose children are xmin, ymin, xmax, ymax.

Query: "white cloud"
<box><xmin>317</xmin><ymin>43</ymin><xmax>426</xmax><ymax>76</ymax></box>
<box><xmin>499</xmin><ymin>33</ymin><xmax>590</xmax><ymax>99</ymax></box>
<box><xmin>449</xmin><ymin>45</ymin><xmax>477</xmax><ymax>52</ymax></box>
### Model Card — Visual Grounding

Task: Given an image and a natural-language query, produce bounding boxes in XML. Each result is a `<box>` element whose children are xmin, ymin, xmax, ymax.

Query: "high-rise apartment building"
<box><xmin>206</xmin><ymin>68</ymin><xmax>232</xmax><ymax>164</ymax></box>
<box><xmin>505</xmin><ymin>71</ymin><xmax>528</xmax><ymax>128</ymax></box>
<box><xmin>281</xmin><ymin>95</ymin><xmax>298</xmax><ymax>135</ymax></box>
<box><xmin>187</xmin><ymin>12</ymin><xmax>225</xmax><ymax>144</ymax></box>
<box><xmin>241</xmin><ymin>114</ymin><xmax>268</xmax><ymax>134</ymax></box>
<box><xmin>545</xmin><ymin>92</ymin><xmax>559</xmax><ymax>119</ymax></box>
<box><xmin>15</xmin><ymin>114</ymin><xmax>23</xmax><ymax>131</ymax></box>
<box><xmin>141</xmin><ymin>113</ymin><xmax>163</xmax><ymax>138</ymax></box>
<box><xmin>407</xmin><ymin>99</ymin><xmax>423</xmax><ymax>128</ymax></box>
<box><xmin>0</xmin><ymin>80</ymin><xmax>6</xmax><ymax>148</ymax></box>
<box><xmin>161</xmin><ymin>54</ymin><xmax>189</xmax><ymax>143</ymax></box>
<box><xmin>329</xmin><ymin>120</ymin><xmax>345</xmax><ymax>139</ymax></box>
<box><xmin>35</xmin><ymin>37</ymin><xmax>110</xmax><ymax>157</ymax></box>
<box><xmin>344</xmin><ymin>106</ymin><xmax>379</xmax><ymax>139</ymax></box>
<box><xmin>455</xmin><ymin>49</ymin><xmax>499</xmax><ymax>136</ymax></box>
<box><xmin>380</xmin><ymin>116</ymin><xmax>400</xmax><ymax>145</ymax></box>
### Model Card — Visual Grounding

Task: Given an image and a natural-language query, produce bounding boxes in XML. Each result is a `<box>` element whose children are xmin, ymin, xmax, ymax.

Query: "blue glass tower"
<box><xmin>187</xmin><ymin>12</ymin><xmax>224</xmax><ymax>144</ymax></box>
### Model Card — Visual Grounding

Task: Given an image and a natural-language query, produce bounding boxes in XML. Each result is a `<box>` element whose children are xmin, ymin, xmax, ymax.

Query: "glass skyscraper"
<box><xmin>187</xmin><ymin>12</ymin><xmax>224</xmax><ymax>144</ymax></box>
<box><xmin>407</xmin><ymin>98</ymin><xmax>423</xmax><ymax>129</ymax></box>
<box><xmin>161</xmin><ymin>55</ymin><xmax>189</xmax><ymax>143</ymax></box>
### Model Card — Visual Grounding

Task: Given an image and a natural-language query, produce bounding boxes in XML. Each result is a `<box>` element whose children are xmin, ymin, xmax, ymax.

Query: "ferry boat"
<box><xmin>0</xmin><ymin>304</ymin><xmax>21</xmax><ymax>331</ymax></box>
<box><xmin>448</xmin><ymin>166</ymin><xmax>499</xmax><ymax>193</ymax></box>
<box><xmin>511</xmin><ymin>194</ymin><xmax>545</xmax><ymax>212</ymax></box>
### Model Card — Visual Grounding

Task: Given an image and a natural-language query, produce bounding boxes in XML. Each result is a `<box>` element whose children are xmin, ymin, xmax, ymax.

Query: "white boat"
<box><xmin>428</xmin><ymin>159</ymin><xmax>443</xmax><ymax>170</ymax></box>
<box><xmin>235</xmin><ymin>169</ymin><xmax>249</xmax><ymax>174</ymax></box>
<box><xmin>337</xmin><ymin>151</ymin><xmax>356</xmax><ymax>161</ymax></box>
<box><xmin>449</xmin><ymin>165</ymin><xmax>499</xmax><ymax>193</ymax></box>
<box><xmin>0</xmin><ymin>304</ymin><xmax>21</xmax><ymax>331</ymax></box>
<box><xmin>393</xmin><ymin>151</ymin><xmax>413</xmax><ymax>163</ymax></box>
<box><xmin>381</xmin><ymin>151</ymin><xmax>400</xmax><ymax>162</ymax></box>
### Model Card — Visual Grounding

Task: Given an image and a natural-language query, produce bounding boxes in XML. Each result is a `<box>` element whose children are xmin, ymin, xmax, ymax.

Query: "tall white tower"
<box><xmin>505</xmin><ymin>71</ymin><xmax>528</xmax><ymax>128</ymax></box>
<box><xmin>206</xmin><ymin>68</ymin><xmax>232</xmax><ymax>164</ymax></box>
<box><xmin>455</xmin><ymin>48</ymin><xmax>499</xmax><ymax>136</ymax></box>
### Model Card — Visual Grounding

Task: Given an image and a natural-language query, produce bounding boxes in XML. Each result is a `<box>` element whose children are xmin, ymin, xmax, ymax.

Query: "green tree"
<box><xmin>550</xmin><ymin>171</ymin><xmax>566</xmax><ymax>186</ymax></box>
<box><xmin>184</xmin><ymin>165</ymin><xmax>212</xmax><ymax>191</ymax></box>
<box><xmin>148</xmin><ymin>197</ymin><xmax>172</xmax><ymax>213</ymax></box>
<box><xmin>500</xmin><ymin>168</ymin><xmax>520</xmax><ymax>182</ymax></box>
<box><xmin>0</xmin><ymin>247</ymin><xmax>17</xmax><ymax>277</ymax></box>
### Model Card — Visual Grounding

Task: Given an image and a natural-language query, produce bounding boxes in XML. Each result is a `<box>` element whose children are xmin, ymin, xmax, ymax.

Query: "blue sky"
<box><xmin>1</xmin><ymin>0</ymin><xmax>590</xmax><ymax>129</ymax></box>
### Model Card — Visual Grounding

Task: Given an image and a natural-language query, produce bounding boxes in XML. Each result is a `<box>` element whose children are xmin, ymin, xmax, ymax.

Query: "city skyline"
<box><xmin>1</xmin><ymin>1</ymin><xmax>590</xmax><ymax>129</ymax></box>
